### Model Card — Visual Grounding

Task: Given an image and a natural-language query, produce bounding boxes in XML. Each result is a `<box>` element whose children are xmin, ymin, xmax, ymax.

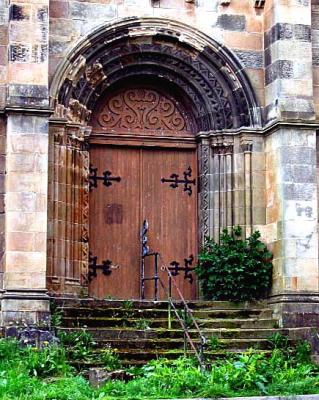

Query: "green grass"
<box><xmin>0</xmin><ymin>336</ymin><xmax>318</xmax><ymax>399</ymax></box>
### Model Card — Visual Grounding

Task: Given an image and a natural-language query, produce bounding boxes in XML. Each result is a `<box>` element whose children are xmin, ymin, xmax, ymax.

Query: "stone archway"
<box><xmin>48</xmin><ymin>17</ymin><xmax>262</xmax><ymax>296</ymax></box>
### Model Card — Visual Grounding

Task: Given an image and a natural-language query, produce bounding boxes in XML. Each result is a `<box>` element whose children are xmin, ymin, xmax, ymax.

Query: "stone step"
<box><xmin>92</xmin><ymin>337</ymin><xmax>273</xmax><ymax>351</ymax></box>
<box><xmin>53</xmin><ymin>298</ymin><xmax>267</xmax><ymax>311</ymax></box>
<box><xmin>57</xmin><ymin>306</ymin><xmax>273</xmax><ymax>320</ymax></box>
<box><xmin>70</xmin><ymin>348</ymin><xmax>272</xmax><ymax>368</ymax></box>
<box><xmin>60</xmin><ymin>316</ymin><xmax>277</xmax><ymax>329</ymax></box>
<box><xmin>58</xmin><ymin>327</ymin><xmax>287</xmax><ymax>340</ymax></box>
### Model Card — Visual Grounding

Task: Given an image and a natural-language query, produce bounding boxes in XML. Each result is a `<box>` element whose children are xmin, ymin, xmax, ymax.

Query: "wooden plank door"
<box><xmin>89</xmin><ymin>145</ymin><xmax>198</xmax><ymax>300</ymax></box>
<box><xmin>89</xmin><ymin>145</ymin><xmax>141</xmax><ymax>299</ymax></box>
<box><xmin>141</xmin><ymin>148</ymin><xmax>197</xmax><ymax>300</ymax></box>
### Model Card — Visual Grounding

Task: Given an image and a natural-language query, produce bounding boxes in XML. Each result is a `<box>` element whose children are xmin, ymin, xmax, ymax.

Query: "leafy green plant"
<box><xmin>195</xmin><ymin>226</ymin><xmax>273</xmax><ymax>301</ymax></box>
<box><xmin>207</xmin><ymin>335</ymin><xmax>225</xmax><ymax>351</ymax></box>
<box><xmin>57</xmin><ymin>330</ymin><xmax>121</xmax><ymax>371</ymax></box>
<box><xmin>0</xmin><ymin>337</ymin><xmax>318</xmax><ymax>399</ymax></box>
<box><xmin>58</xmin><ymin>329</ymin><xmax>96</xmax><ymax>362</ymax></box>
<box><xmin>134</xmin><ymin>319</ymin><xmax>152</xmax><ymax>330</ymax></box>
<box><xmin>99</xmin><ymin>345</ymin><xmax>121</xmax><ymax>371</ymax></box>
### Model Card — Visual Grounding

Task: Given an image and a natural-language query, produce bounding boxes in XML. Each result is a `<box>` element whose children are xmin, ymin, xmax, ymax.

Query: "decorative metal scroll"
<box><xmin>88</xmin><ymin>252</ymin><xmax>113</xmax><ymax>282</ymax></box>
<box><xmin>169</xmin><ymin>255</ymin><xmax>195</xmax><ymax>284</ymax></box>
<box><xmin>161</xmin><ymin>166</ymin><xmax>196</xmax><ymax>196</ymax></box>
<box><xmin>89</xmin><ymin>164</ymin><xmax>121</xmax><ymax>191</ymax></box>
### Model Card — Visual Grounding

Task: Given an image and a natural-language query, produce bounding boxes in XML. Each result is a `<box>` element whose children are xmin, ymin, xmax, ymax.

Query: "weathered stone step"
<box><xmin>57</xmin><ymin>306</ymin><xmax>272</xmax><ymax>319</ymax></box>
<box><xmin>61</xmin><ymin>316</ymin><xmax>277</xmax><ymax>329</ymax></box>
<box><xmin>53</xmin><ymin>298</ymin><xmax>267</xmax><ymax>311</ymax></box>
<box><xmin>93</xmin><ymin>337</ymin><xmax>273</xmax><ymax>350</ymax></box>
<box><xmin>58</xmin><ymin>327</ymin><xmax>287</xmax><ymax>340</ymax></box>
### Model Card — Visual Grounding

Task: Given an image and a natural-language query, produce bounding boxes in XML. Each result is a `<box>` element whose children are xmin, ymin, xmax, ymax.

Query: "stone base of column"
<box><xmin>269</xmin><ymin>293</ymin><xmax>319</xmax><ymax>355</ymax></box>
<box><xmin>269</xmin><ymin>293</ymin><xmax>319</xmax><ymax>328</ymax></box>
<box><xmin>0</xmin><ymin>289</ymin><xmax>50</xmax><ymax>327</ymax></box>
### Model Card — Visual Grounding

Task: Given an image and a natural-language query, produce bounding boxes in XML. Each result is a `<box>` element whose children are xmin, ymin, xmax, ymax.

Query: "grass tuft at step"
<box><xmin>0</xmin><ymin>336</ymin><xmax>318</xmax><ymax>399</ymax></box>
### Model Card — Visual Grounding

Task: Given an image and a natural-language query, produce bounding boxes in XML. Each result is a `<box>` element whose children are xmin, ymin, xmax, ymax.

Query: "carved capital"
<box><xmin>240</xmin><ymin>138</ymin><xmax>253</xmax><ymax>153</ymax></box>
<box><xmin>211</xmin><ymin>135</ymin><xmax>234</xmax><ymax>155</ymax></box>
<box><xmin>67</xmin><ymin>99</ymin><xmax>92</xmax><ymax>124</ymax></box>
<box><xmin>85</xmin><ymin>61</ymin><xmax>106</xmax><ymax>88</ymax></box>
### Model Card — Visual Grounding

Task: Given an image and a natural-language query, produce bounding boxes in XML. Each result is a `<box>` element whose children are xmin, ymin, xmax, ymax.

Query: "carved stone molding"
<box><xmin>96</xmin><ymin>88</ymin><xmax>190</xmax><ymax>133</ymax></box>
<box><xmin>211</xmin><ymin>135</ymin><xmax>234</xmax><ymax>155</ymax></box>
<box><xmin>199</xmin><ymin>143</ymin><xmax>210</xmax><ymax>241</ymax></box>
<box><xmin>66</xmin><ymin>99</ymin><xmax>91</xmax><ymax>124</ymax></box>
<box><xmin>85</xmin><ymin>61</ymin><xmax>106</xmax><ymax>89</ymax></box>
<box><xmin>240</xmin><ymin>138</ymin><xmax>253</xmax><ymax>153</ymax></box>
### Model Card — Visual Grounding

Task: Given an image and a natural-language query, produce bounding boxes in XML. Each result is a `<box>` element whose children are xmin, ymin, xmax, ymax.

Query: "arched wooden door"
<box><xmin>89</xmin><ymin>84</ymin><xmax>198</xmax><ymax>300</ymax></box>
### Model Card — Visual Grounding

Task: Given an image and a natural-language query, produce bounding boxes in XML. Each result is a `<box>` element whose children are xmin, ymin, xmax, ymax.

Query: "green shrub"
<box><xmin>195</xmin><ymin>226</ymin><xmax>273</xmax><ymax>301</ymax></box>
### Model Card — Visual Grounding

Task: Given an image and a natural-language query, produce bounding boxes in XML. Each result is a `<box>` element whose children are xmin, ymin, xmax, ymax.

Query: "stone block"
<box><xmin>7</xmin><ymin>84</ymin><xmax>49</xmax><ymax>107</ymax></box>
<box><xmin>283</xmin><ymin>164</ymin><xmax>316</xmax><ymax>184</ymax></box>
<box><xmin>6</xmin><ymin>192</ymin><xmax>37</xmax><ymax>212</ymax></box>
<box><xmin>7</xmin><ymin>232</ymin><xmax>34</xmax><ymax>252</ymax></box>
<box><xmin>69</xmin><ymin>2</ymin><xmax>117</xmax><ymax>20</ymax></box>
<box><xmin>217</xmin><ymin>14</ymin><xmax>246</xmax><ymax>31</ymax></box>
<box><xmin>280</xmin><ymin>146</ymin><xmax>315</xmax><ymax>165</ymax></box>
<box><xmin>234</xmin><ymin>50</ymin><xmax>263</xmax><ymax>69</ymax></box>
<box><xmin>9</xmin><ymin>4</ymin><xmax>31</xmax><ymax>21</ymax></box>
<box><xmin>8</xmin><ymin>115</ymin><xmax>48</xmax><ymax>135</ymax></box>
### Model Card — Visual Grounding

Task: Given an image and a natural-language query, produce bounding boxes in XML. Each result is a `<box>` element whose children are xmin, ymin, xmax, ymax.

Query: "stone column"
<box><xmin>263</xmin><ymin>1</ymin><xmax>319</xmax><ymax>327</ymax></box>
<box><xmin>1</xmin><ymin>0</ymin><xmax>50</xmax><ymax>326</ymax></box>
<box><xmin>266</xmin><ymin>126</ymin><xmax>319</xmax><ymax>326</ymax></box>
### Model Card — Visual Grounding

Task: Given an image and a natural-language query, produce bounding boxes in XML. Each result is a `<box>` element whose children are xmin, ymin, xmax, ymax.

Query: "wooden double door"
<box><xmin>89</xmin><ymin>145</ymin><xmax>198</xmax><ymax>300</ymax></box>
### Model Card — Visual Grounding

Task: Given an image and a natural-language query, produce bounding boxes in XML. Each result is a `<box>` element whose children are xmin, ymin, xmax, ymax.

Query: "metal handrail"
<box><xmin>158</xmin><ymin>256</ymin><xmax>206</xmax><ymax>370</ymax></box>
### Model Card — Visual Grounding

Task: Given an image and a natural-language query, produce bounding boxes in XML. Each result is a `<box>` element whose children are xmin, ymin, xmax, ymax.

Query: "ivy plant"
<box><xmin>195</xmin><ymin>226</ymin><xmax>273</xmax><ymax>301</ymax></box>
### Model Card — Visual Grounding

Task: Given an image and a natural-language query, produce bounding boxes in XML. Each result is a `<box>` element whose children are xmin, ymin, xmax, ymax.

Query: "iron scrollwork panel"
<box><xmin>169</xmin><ymin>255</ymin><xmax>195</xmax><ymax>284</ymax></box>
<box><xmin>161</xmin><ymin>166</ymin><xmax>196</xmax><ymax>196</ymax></box>
<box><xmin>89</xmin><ymin>164</ymin><xmax>121</xmax><ymax>191</ymax></box>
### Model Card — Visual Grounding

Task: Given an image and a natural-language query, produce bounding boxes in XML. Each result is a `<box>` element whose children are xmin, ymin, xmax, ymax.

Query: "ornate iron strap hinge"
<box><xmin>89</xmin><ymin>164</ymin><xmax>121</xmax><ymax>191</ymax></box>
<box><xmin>88</xmin><ymin>252</ymin><xmax>113</xmax><ymax>282</ymax></box>
<box><xmin>169</xmin><ymin>255</ymin><xmax>195</xmax><ymax>284</ymax></box>
<box><xmin>161</xmin><ymin>166</ymin><xmax>196</xmax><ymax>196</ymax></box>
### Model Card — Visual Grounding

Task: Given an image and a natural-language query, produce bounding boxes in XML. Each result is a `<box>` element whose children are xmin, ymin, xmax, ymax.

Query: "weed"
<box><xmin>134</xmin><ymin>319</ymin><xmax>152</xmax><ymax>330</ymax></box>
<box><xmin>207</xmin><ymin>335</ymin><xmax>225</xmax><ymax>351</ymax></box>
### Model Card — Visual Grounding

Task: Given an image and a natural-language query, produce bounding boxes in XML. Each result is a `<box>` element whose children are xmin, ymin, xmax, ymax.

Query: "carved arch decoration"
<box><xmin>48</xmin><ymin>17</ymin><xmax>262</xmax><ymax>295</ymax></box>
<box><xmin>50</xmin><ymin>18</ymin><xmax>262</xmax><ymax>130</ymax></box>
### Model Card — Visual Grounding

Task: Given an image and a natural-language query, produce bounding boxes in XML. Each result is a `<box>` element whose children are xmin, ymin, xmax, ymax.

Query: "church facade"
<box><xmin>0</xmin><ymin>0</ymin><xmax>318</xmax><ymax>330</ymax></box>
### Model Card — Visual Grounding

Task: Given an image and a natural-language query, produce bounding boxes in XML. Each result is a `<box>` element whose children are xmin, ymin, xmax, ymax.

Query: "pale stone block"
<box><xmin>5</xmin><ymin>192</ymin><xmax>37</xmax><ymax>212</ymax></box>
<box><xmin>6</xmin><ymin>173</ymin><xmax>37</xmax><ymax>192</ymax></box>
<box><xmin>5</xmin><ymin>272</ymin><xmax>46</xmax><ymax>290</ymax></box>
<box><xmin>283</xmin><ymin>200</ymin><xmax>317</xmax><ymax>221</ymax></box>
<box><xmin>269</xmin><ymin>41</ymin><xmax>312</xmax><ymax>63</ymax></box>
<box><xmin>34</xmin><ymin>232</ymin><xmax>47</xmax><ymax>252</ymax></box>
<box><xmin>7</xmin><ymin>232</ymin><xmax>35</xmax><ymax>252</ymax></box>
<box><xmin>7</xmin><ymin>154</ymin><xmax>36</xmax><ymax>173</ymax></box>
<box><xmin>279</xmin><ymin>79</ymin><xmax>313</xmax><ymax>98</ymax></box>
<box><xmin>283</xmin><ymin>219</ymin><xmax>317</xmax><ymax>239</ymax></box>
<box><xmin>6</xmin><ymin>211</ymin><xmax>47</xmax><ymax>233</ymax></box>
<box><xmin>6</xmin><ymin>251</ymin><xmax>46</xmax><ymax>272</ymax></box>
<box><xmin>296</xmin><ymin>275</ymin><xmax>319</xmax><ymax>291</ymax></box>
<box><xmin>296</xmin><ymin>235</ymin><xmax>318</xmax><ymax>259</ymax></box>
<box><xmin>274</xmin><ymin>4</ymin><xmax>311</xmax><ymax>25</ymax></box>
